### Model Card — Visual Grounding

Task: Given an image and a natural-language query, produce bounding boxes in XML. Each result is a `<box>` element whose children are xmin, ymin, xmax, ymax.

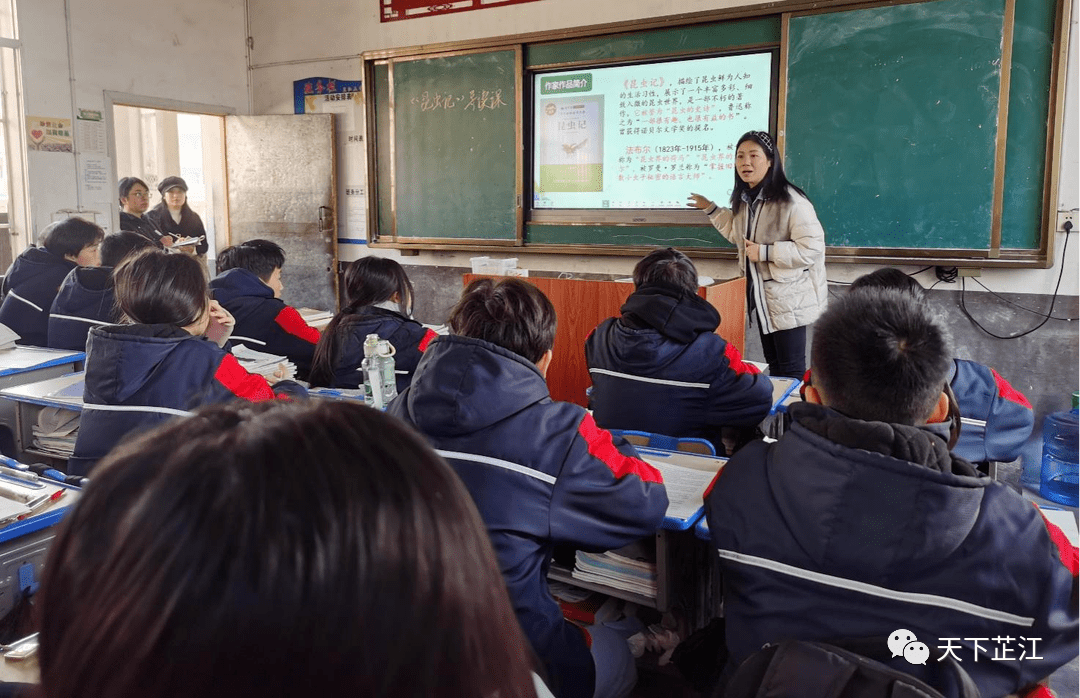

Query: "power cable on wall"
<box><xmin>940</xmin><ymin>220</ymin><xmax>1076</xmax><ymax>339</ymax></box>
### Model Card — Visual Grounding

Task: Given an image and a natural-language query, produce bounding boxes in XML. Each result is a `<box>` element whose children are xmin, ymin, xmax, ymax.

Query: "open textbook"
<box><xmin>231</xmin><ymin>344</ymin><xmax>296</xmax><ymax>382</ymax></box>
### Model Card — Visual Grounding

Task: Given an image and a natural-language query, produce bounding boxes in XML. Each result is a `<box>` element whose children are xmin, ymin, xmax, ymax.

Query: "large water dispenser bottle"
<box><xmin>1040</xmin><ymin>396</ymin><xmax>1079</xmax><ymax>506</ymax></box>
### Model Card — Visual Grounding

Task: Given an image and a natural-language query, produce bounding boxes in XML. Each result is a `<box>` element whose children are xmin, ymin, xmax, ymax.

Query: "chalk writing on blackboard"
<box><xmin>410</xmin><ymin>89</ymin><xmax>508</xmax><ymax>112</ymax></box>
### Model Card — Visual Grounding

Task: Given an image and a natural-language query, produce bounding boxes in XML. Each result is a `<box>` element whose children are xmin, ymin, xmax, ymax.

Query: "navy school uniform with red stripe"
<box><xmin>69</xmin><ymin>323</ymin><xmax>305</xmax><ymax>475</ymax></box>
<box><xmin>705</xmin><ymin>401</ymin><xmax>1077</xmax><ymax>698</ymax></box>
<box><xmin>209</xmin><ymin>268</ymin><xmax>321</xmax><ymax>378</ymax></box>
<box><xmin>387</xmin><ymin>335</ymin><xmax>668</xmax><ymax>698</ymax></box>
<box><xmin>48</xmin><ymin>266</ymin><xmax>117</xmax><ymax>350</ymax></box>
<box><xmin>585</xmin><ymin>284</ymin><xmax>773</xmax><ymax>449</ymax></box>
<box><xmin>0</xmin><ymin>247</ymin><xmax>77</xmax><ymax>346</ymax></box>
<box><xmin>949</xmin><ymin>359</ymin><xmax>1034</xmax><ymax>464</ymax></box>
<box><xmin>318</xmin><ymin>306</ymin><xmax>437</xmax><ymax>392</ymax></box>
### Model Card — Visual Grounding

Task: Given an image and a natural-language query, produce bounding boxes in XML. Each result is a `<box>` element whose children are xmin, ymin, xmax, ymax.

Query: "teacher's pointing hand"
<box><xmin>687</xmin><ymin>193</ymin><xmax>713</xmax><ymax>210</ymax></box>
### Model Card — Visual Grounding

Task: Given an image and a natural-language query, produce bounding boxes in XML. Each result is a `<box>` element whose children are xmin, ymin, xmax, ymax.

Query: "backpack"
<box><xmin>721</xmin><ymin>639</ymin><xmax>981</xmax><ymax>698</ymax></box>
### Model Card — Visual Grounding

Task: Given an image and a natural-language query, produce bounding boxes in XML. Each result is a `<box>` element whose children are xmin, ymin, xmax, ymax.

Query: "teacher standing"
<box><xmin>687</xmin><ymin>130</ymin><xmax>826</xmax><ymax>378</ymax></box>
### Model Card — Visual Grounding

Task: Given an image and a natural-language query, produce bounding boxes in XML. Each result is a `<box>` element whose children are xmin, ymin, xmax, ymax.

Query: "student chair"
<box><xmin>609</xmin><ymin>429</ymin><xmax>716</xmax><ymax>456</ymax></box>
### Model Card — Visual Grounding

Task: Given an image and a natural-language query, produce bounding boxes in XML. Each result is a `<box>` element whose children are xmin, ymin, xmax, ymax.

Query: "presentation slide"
<box><xmin>532</xmin><ymin>52</ymin><xmax>773</xmax><ymax>210</ymax></box>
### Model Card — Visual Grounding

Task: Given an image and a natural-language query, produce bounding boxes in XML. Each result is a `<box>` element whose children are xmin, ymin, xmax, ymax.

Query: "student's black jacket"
<box><xmin>314</xmin><ymin>306</ymin><xmax>436</xmax><ymax>392</ymax></box>
<box><xmin>209</xmin><ymin>268</ymin><xmax>320</xmax><ymax>378</ymax></box>
<box><xmin>119</xmin><ymin>211</ymin><xmax>166</xmax><ymax>246</ymax></box>
<box><xmin>48</xmin><ymin>266</ymin><xmax>117</xmax><ymax>351</ymax></box>
<box><xmin>70</xmin><ymin>323</ymin><xmax>305</xmax><ymax>475</ymax></box>
<box><xmin>706</xmin><ymin>401</ymin><xmax>1078</xmax><ymax>698</ymax></box>
<box><xmin>0</xmin><ymin>247</ymin><xmax>77</xmax><ymax>346</ymax></box>
<box><xmin>146</xmin><ymin>202</ymin><xmax>208</xmax><ymax>254</ymax></box>
<box><xmin>585</xmin><ymin>284</ymin><xmax>773</xmax><ymax>447</ymax></box>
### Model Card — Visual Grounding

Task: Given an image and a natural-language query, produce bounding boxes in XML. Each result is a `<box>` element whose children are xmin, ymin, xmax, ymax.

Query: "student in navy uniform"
<box><xmin>118</xmin><ymin>177</ymin><xmax>171</xmax><ymax>246</ymax></box>
<box><xmin>847</xmin><ymin>267</ymin><xmax>1035</xmax><ymax>466</ymax></box>
<box><xmin>388</xmin><ymin>278</ymin><xmax>668</xmax><ymax>698</ymax></box>
<box><xmin>71</xmin><ymin>249</ymin><xmax>304</xmax><ymax>475</ymax></box>
<box><xmin>48</xmin><ymin>231</ymin><xmax>155</xmax><ymax>351</ymax></box>
<box><xmin>210</xmin><ymin>239</ymin><xmax>321</xmax><ymax>378</ymax></box>
<box><xmin>146</xmin><ymin>176</ymin><xmax>208</xmax><ymax>255</ymax></box>
<box><xmin>705</xmin><ymin>287</ymin><xmax>1077</xmax><ymax>698</ymax></box>
<box><xmin>40</xmin><ymin>401</ymin><xmax>547</xmax><ymax>698</ymax></box>
<box><xmin>0</xmin><ymin>217</ymin><xmax>103</xmax><ymax>346</ymax></box>
<box><xmin>308</xmin><ymin>256</ymin><xmax>437</xmax><ymax>392</ymax></box>
<box><xmin>585</xmin><ymin>247</ymin><xmax>773</xmax><ymax>453</ymax></box>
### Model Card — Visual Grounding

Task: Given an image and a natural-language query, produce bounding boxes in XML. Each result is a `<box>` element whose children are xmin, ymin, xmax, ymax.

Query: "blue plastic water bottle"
<box><xmin>1040</xmin><ymin>404</ymin><xmax>1079</xmax><ymax>507</ymax></box>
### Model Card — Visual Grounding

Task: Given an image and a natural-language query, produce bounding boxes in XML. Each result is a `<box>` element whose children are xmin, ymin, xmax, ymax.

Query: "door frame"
<box><xmin>103</xmin><ymin>91</ymin><xmax>236</xmax><ymax>238</ymax></box>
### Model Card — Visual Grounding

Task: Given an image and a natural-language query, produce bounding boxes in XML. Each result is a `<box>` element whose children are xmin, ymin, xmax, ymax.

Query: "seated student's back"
<box><xmin>0</xmin><ymin>218</ymin><xmax>103</xmax><ymax>346</ymax></box>
<box><xmin>585</xmin><ymin>247</ymin><xmax>772</xmax><ymax>452</ymax></box>
<box><xmin>71</xmin><ymin>249</ymin><xmax>304</xmax><ymax>475</ymax></box>
<box><xmin>308</xmin><ymin>256</ymin><xmax>437</xmax><ymax>391</ymax></box>
<box><xmin>210</xmin><ymin>240</ymin><xmax>321</xmax><ymax>377</ymax></box>
<box><xmin>48</xmin><ymin>231</ymin><xmax>155</xmax><ymax>351</ymax></box>
<box><xmin>847</xmin><ymin>267</ymin><xmax>1034</xmax><ymax>465</ymax></box>
<box><xmin>39</xmin><ymin>400</ymin><xmax>544</xmax><ymax>698</ymax></box>
<box><xmin>705</xmin><ymin>287</ymin><xmax>1077</xmax><ymax>698</ymax></box>
<box><xmin>389</xmin><ymin>278</ymin><xmax>668</xmax><ymax>698</ymax></box>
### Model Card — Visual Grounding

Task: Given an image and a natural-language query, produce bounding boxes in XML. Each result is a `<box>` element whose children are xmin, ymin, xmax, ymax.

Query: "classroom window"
<box><xmin>0</xmin><ymin>0</ymin><xmax>29</xmax><ymax>270</ymax></box>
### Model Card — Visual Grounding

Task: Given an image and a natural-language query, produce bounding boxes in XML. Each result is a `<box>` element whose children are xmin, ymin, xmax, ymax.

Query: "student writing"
<box><xmin>585</xmin><ymin>247</ymin><xmax>773</xmax><ymax>454</ymax></box>
<box><xmin>210</xmin><ymin>239</ymin><xmax>321</xmax><ymax>379</ymax></box>
<box><xmin>388</xmin><ymin>278</ymin><xmax>667</xmax><ymax>698</ymax></box>
<box><xmin>70</xmin><ymin>249</ymin><xmax>304</xmax><ymax>475</ymax></box>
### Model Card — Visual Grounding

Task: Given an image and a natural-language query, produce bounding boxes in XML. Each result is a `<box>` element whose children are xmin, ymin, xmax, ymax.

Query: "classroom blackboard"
<box><xmin>784</xmin><ymin>0</ymin><xmax>1004</xmax><ymax>250</ymax></box>
<box><xmin>365</xmin><ymin>1</ymin><xmax>1064</xmax><ymax>264</ymax></box>
<box><xmin>392</xmin><ymin>49</ymin><xmax>519</xmax><ymax>241</ymax></box>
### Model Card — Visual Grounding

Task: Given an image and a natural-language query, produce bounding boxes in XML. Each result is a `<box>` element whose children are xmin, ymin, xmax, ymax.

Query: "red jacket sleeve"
<box><xmin>724</xmin><ymin>342</ymin><xmax>761</xmax><ymax>375</ymax></box>
<box><xmin>214</xmin><ymin>353</ymin><xmax>278</xmax><ymax>401</ymax></box>
<box><xmin>548</xmin><ymin>413</ymin><xmax>668</xmax><ymax>550</ymax></box>
<box><xmin>274</xmin><ymin>306</ymin><xmax>321</xmax><ymax>345</ymax></box>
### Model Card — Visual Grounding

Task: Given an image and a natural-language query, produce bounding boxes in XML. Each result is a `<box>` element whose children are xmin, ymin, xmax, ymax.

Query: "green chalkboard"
<box><xmin>785</xmin><ymin>0</ymin><xmax>1005</xmax><ymax>250</ymax></box>
<box><xmin>392</xmin><ymin>49</ymin><xmax>518</xmax><ymax>241</ymax></box>
<box><xmin>373</xmin><ymin>63</ymin><xmax>393</xmax><ymax>239</ymax></box>
<box><xmin>1001</xmin><ymin>0</ymin><xmax>1056</xmax><ymax>250</ymax></box>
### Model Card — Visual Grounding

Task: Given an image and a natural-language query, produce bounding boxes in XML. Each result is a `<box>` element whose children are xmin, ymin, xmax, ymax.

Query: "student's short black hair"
<box><xmin>117</xmin><ymin>176</ymin><xmax>149</xmax><ymax>205</ymax></box>
<box><xmin>113</xmin><ymin>248</ymin><xmax>208</xmax><ymax>327</ymax></box>
<box><xmin>449</xmin><ymin>278</ymin><xmax>556</xmax><ymax>364</ymax></box>
<box><xmin>849</xmin><ymin>268</ymin><xmax>927</xmax><ymax>300</ymax></box>
<box><xmin>40</xmin><ymin>217</ymin><xmax>105</xmax><ymax>259</ymax></box>
<box><xmin>216</xmin><ymin>239</ymin><xmax>285</xmax><ymax>282</ymax></box>
<box><xmin>812</xmin><ymin>287</ymin><xmax>952</xmax><ymax>425</ymax></box>
<box><xmin>100</xmin><ymin>231</ymin><xmax>155</xmax><ymax>268</ymax></box>
<box><xmin>633</xmin><ymin>247</ymin><xmax>698</xmax><ymax>295</ymax></box>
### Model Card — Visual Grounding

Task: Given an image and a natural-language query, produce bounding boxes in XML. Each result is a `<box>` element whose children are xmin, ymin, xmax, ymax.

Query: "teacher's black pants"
<box><xmin>759</xmin><ymin>324</ymin><xmax>807</xmax><ymax>379</ymax></box>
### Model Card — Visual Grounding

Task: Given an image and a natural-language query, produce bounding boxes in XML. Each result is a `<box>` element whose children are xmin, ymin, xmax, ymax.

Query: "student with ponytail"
<box><xmin>688</xmin><ymin>130</ymin><xmax>827</xmax><ymax>378</ymax></box>
<box><xmin>308</xmin><ymin>256</ymin><xmax>437</xmax><ymax>391</ymax></box>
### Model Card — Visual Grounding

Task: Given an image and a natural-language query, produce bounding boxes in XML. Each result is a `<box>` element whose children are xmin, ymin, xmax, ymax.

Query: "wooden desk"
<box><xmin>0</xmin><ymin>373</ymin><xmax>84</xmax><ymax>465</ymax></box>
<box><xmin>464</xmin><ymin>274</ymin><xmax>745</xmax><ymax>406</ymax></box>
<box><xmin>0</xmin><ymin>348</ymin><xmax>83</xmax><ymax>461</ymax></box>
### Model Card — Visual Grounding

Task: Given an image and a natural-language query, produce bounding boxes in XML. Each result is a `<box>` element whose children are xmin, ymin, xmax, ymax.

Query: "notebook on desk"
<box><xmin>637</xmin><ymin>447</ymin><xmax>726</xmax><ymax>529</ymax></box>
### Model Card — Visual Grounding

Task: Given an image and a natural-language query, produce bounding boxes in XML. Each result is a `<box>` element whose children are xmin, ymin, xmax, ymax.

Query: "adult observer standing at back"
<box><xmin>687</xmin><ymin>130</ymin><xmax>827</xmax><ymax>378</ymax></box>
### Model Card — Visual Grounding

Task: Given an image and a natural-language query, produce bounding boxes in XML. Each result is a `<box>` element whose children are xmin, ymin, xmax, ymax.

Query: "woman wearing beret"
<box><xmin>147</xmin><ymin>175</ymin><xmax>209</xmax><ymax>255</ymax></box>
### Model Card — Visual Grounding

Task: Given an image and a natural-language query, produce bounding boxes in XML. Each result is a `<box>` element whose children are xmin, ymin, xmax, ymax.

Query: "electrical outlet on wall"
<box><xmin>1058</xmin><ymin>211</ymin><xmax>1076</xmax><ymax>231</ymax></box>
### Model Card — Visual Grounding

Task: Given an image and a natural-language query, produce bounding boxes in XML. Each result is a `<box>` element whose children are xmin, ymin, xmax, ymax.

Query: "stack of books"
<box><xmin>232</xmin><ymin>345</ymin><xmax>296</xmax><ymax>381</ymax></box>
<box><xmin>32</xmin><ymin>407</ymin><xmax>79</xmax><ymax>457</ymax></box>
<box><xmin>572</xmin><ymin>549</ymin><xmax>658</xmax><ymax>599</ymax></box>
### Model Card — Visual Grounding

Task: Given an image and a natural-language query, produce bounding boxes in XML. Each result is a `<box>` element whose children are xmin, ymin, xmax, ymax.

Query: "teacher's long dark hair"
<box><xmin>729</xmin><ymin>130</ymin><xmax>810</xmax><ymax>215</ymax></box>
<box><xmin>308</xmin><ymin>256</ymin><xmax>415</xmax><ymax>387</ymax></box>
